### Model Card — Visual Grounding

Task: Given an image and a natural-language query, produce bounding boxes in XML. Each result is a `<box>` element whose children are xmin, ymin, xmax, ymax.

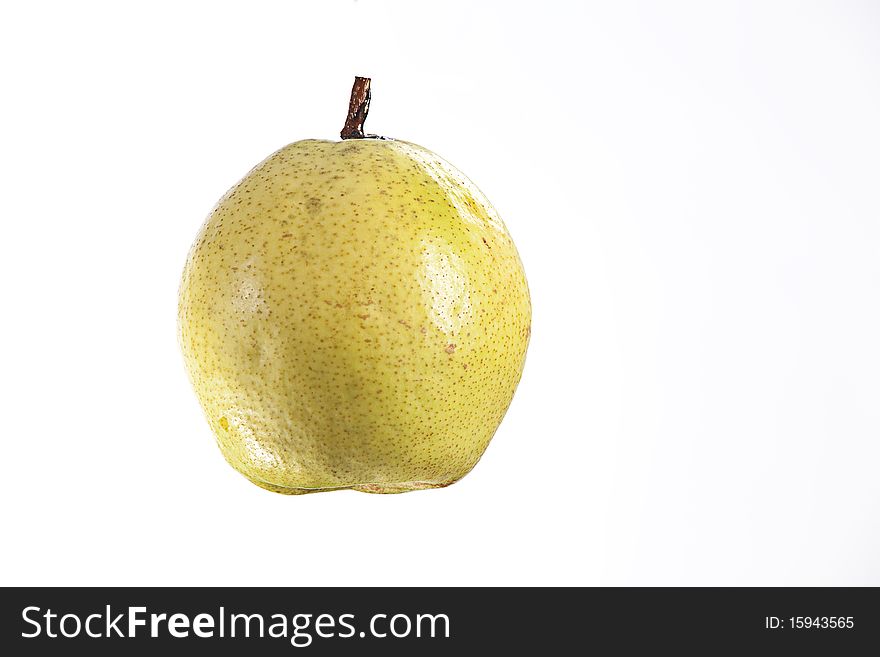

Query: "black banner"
<box><xmin>1</xmin><ymin>587</ymin><xmax>877</xmax><ymax>654</ymax></box>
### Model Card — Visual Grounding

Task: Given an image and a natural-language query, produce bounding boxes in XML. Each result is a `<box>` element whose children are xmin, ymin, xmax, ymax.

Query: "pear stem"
<box><xmin>340</xmin><ymin>76</ymin><xmax>384</xmax><ymax>140</ymax></box>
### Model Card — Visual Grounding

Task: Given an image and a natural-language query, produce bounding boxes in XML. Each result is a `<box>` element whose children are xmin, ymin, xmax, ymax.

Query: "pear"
<box><xmin>178</xmin><ymin>78</ymin><xmax>530</xmax><ymax>494</ymax></box>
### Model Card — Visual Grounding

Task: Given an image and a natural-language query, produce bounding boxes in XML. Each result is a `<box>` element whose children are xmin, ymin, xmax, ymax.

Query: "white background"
<box><xmin>2</xmin><ymin>1</ymin><xmax>879</xmax><ymax>586</ymax></box>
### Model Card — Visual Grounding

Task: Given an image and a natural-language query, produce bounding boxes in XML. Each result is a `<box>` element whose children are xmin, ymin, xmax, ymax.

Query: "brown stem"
<box><xmin>340</xmin><ymin>76</ymin><xmax>384</xmax><ymax>140</ymax></box>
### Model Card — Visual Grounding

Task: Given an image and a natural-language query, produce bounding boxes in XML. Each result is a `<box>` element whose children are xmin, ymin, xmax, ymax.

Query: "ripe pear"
<box><xmin>178</xmin><ymin>78</ymin><xmax>530</xmax><ymax>494</ymax></box>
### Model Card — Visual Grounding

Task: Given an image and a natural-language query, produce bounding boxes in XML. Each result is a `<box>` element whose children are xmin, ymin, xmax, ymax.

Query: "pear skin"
<box><xmin>178</xmin><ymin>137</ymin><xmax>530</xmax><ymax>494</ymax></box>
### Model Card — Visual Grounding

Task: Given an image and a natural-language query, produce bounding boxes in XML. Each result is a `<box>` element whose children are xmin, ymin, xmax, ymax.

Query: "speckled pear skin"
<box><xmin>178</xmin><ymin>138</ymin><xmax>530</xmax><ymax>494</ymax></box>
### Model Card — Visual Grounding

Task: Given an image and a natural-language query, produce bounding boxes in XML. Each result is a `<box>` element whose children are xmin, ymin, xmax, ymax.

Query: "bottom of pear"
<box><xmin>245</xmin><ymin>476</ymin><xmax>457</xmax><ymax>495</ymax></box>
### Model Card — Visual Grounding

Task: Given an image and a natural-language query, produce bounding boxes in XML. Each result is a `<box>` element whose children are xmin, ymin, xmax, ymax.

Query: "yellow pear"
<box><xmin>178</xmin><ymin>78</ymin><xmax>530</xmax><ymax>494</ymax></box>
